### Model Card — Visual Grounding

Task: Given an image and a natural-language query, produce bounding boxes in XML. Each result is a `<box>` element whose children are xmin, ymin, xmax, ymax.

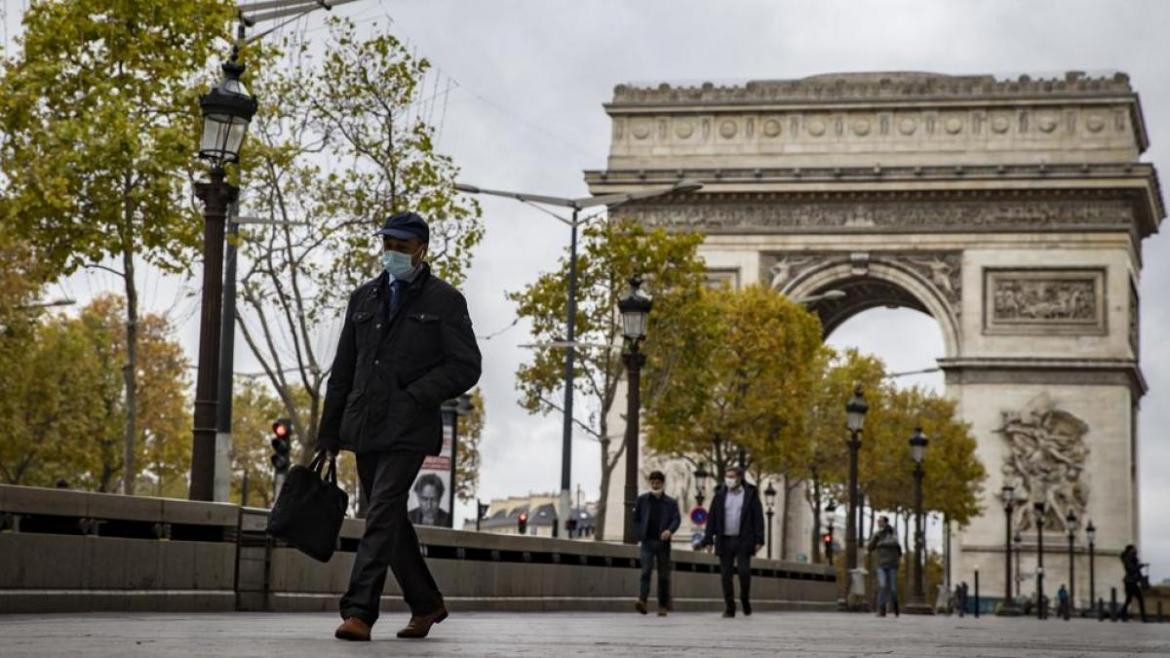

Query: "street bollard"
<box><xmin>1098</xmin><ymin>597</ymin><xmax>1106</xmax><ymax>621</ymax></box>
<box><xmin>1110</xmin><ymin>587</ymin><xmax>1118</xmax><ymax>622</ymax></box>
<box><xmin>974</xmin><ymin>569</ymin><xmax>980</xmax><ymax>618</ymax></box>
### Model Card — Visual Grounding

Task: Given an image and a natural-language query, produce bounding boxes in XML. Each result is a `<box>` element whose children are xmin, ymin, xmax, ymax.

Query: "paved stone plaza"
<box><xmin>1</xmin><ymin>611</ymin><xmax>1168</xmax><ymax>657</ymax></box>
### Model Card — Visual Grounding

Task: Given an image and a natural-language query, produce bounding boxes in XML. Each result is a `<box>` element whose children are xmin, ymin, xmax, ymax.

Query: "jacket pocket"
<box><xmin>398</xmin><ymin>355</ymin><xmax>444</xmax><ymax>387</ymax></box>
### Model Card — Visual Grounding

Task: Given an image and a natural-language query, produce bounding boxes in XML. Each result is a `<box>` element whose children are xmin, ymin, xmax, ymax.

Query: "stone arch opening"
<box><xmin>781</xmin><ymin>258</ymin><xmax>962</xmax><ymax>359</ymax></box>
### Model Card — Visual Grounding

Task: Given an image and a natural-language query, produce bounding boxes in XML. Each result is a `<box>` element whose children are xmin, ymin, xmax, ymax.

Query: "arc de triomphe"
<box><xmin>587</xmin><ymin>72</ymin><xmax>1162</xmax><ymax>606</ymax></box>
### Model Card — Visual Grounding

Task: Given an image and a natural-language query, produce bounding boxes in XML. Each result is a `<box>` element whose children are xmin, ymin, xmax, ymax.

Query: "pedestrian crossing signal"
<box><xmin>517</xmin><ymin>512</ymin><xmax>528</xmax><ymax>535</ymax></box>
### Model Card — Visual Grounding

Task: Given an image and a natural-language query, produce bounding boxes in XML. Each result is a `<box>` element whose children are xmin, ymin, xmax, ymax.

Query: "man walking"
<box><xmin>633</xmin><ymin>470</ymin><xmax>681</xmax><ymax>616</ymax></box>
<box><xmin>318</xmin><ymin>212</ymin><xmax>481</xmax><ymax>642</ymax></box>
<box><xmin>701</xmin><ymin>466</ymin><xmax>765</xmax><ymax>617</ymax></box>
<box><xmin>866</xmin><ymin>515</ymin><xmax>902</xmax><ymax>617</ymax></box>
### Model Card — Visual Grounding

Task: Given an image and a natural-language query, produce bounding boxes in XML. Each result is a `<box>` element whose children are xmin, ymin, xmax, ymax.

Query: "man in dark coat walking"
<box><xmin>632</xmin><ymin>470</ymin><xmax>681</xmax><ymax>616</ymax></box>
<box><xmin>701</xmin><ymin>466</ymin><xmax>765</xmax><ymax>617</ymax></box>
<box><xmin>318</xmin><ymin>212</ymin><xmax>481</xmax><ymax>642</ymax></box>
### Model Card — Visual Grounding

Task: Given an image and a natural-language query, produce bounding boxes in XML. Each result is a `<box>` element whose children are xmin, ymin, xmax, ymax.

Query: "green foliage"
<box><xmin>509</xmin><ymin>216</ymin><xmax>707</xmax><ymax>536</ymax></box>
<box><xmin>0</xmin><ymin>295</ymin><xmax>190</xmax><ymax>494</ymax></box>
<box><xmin>644</xmin><ymin>285</ymin><xmax>825</xmax><ymax>477</ymax></box>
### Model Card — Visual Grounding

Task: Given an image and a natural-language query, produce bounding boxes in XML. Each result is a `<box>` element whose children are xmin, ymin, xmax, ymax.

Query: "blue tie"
<box><xmin>386</xmin><ymin>278</ymin><xmax>405</xmax><ymax>321</ymax></box>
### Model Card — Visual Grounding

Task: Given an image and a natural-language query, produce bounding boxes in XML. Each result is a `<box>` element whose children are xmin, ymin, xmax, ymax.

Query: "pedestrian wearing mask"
<box><xmin>319</xmin><ymin>211</ymin><xmax>481</xmax><ymax>642</ymax></box>
<box><xmin>701</xmin><ymin>466</ymin><xmax>765</xmax><ymax>617</ymax></box>
<box><xmin>633</xmin><ymin>471</ymin><xmax>682</xmax><ymax>616</ymax></box>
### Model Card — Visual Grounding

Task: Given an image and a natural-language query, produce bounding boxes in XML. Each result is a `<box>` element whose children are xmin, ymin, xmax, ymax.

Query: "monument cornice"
<box><xmin>938</xmin><ymin>357</ymin><xmax>1147</xmax><ymax>397</ymax></box>
<box><xmin>587</xmin><ymin>163</ymin><xmax>1163</xmax><ymax>238</ymax></box>
<box><xmin>610</xmin><ymin>71</ymin><xmax>1136</xmax><ymax>105</ymax></box>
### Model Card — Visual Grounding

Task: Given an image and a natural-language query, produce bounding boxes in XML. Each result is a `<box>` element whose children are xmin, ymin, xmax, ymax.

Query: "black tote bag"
<box><xmin>267</xmin><ymin>451</ymin><xmax>349</xmax><ymax>562</ymax></box>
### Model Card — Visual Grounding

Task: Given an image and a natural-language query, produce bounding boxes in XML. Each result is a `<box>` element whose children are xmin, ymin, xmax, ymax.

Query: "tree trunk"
<box><xmin>120</xmin><ymin>226</ymin><xmax>139</xmax><ymax>495</ymax></box>
<box><xmin>594</xmin><ymin>437</ymin><xmax>613</xmax><ymax>541</ymax></box>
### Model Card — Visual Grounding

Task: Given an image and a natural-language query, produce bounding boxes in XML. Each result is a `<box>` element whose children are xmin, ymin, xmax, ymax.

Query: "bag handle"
<box><xmin>324</xmin><ymin>454</ymin><xmax>338</xmax><ymax>485</ymax></box>
<box><xmin>309</xmin><ymin>449</ymin><xmax>339</xmax><ymax>484</ymax></box>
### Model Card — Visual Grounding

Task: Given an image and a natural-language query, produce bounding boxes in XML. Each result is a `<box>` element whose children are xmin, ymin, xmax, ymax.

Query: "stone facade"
<box><xmin>588</xmin><ymin>71</ymin><xmax>1163</xmax><ymax>607</ymax></box>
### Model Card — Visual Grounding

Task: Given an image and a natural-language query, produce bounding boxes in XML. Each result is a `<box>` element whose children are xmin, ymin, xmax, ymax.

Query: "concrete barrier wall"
<box><xmin>0</xmin><ymin>484</ymin><xmax>835</xmax><ymax>614</ymax></box>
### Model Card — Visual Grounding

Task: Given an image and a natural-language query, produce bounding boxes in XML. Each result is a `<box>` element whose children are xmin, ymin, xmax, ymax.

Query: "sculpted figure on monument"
<box><xmin>997</xmin><ymin>394</ymin><xmax>1090</xmax><ymax>533</ymax></box>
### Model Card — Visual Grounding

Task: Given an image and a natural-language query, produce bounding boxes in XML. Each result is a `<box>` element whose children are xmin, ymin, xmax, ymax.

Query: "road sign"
<box><xmin>690</xmin><ymin>506</ymin><xmax>708</xmax><ymax>525</ymax></box>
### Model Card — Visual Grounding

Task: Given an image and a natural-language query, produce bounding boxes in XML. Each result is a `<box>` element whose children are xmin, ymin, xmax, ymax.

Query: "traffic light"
<box><xmin>822</xmin><ymin>532</ymin><xmax>834</xmax><ymax>565</ymax></box>
<box><xmin>477</xmin><ymin>501</ymin><xmax>490</xmax><ymax>520</ymax></box>
<box><xmin>270</xmin><ymin>418</ymin><xmax>292</xmax><ymax>474</ymax></box>
<box><xmin>517</xmin><ymin>512</ymin><xmax>528</xmax><ymax>535</ymax></box>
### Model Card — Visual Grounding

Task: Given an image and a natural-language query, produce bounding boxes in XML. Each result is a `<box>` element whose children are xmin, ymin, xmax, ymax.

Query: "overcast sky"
<box><xmin>13</xmin><ymin>0</ymin><xmax>1169</xmax><ymax>580</ymax></box>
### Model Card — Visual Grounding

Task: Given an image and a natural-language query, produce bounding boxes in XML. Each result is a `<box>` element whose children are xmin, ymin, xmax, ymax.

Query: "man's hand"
<box><xmin>660</xmin><ymin>530</ymin><xmax>673</xmax><ymax>541</ymax></box>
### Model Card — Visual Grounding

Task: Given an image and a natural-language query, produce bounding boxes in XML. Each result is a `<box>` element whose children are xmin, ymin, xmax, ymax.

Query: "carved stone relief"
<box><xmin>627</xmin><ymin>197</ymin><xmax>1133</xmax><ymax>234</ymax></box>
<box><xmin>984</xmin><ymin>269</ymin><xmax>1106</xmax><ymax>335</ymax></box>
<box><xmin>996</xmin><ymin>393</ymin><xmax>1090</xmax><ymax>533</ymax></box>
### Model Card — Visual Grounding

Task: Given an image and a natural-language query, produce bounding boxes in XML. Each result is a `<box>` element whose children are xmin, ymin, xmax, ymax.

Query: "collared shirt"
<box><xmin>723</xmin><ymin>486</ymin><xmax>745</xmax><ymax>536</ymax></box>
<box><xmin>385</xmin><ymin>263</ymin><xmax>423</xmax><ymax>321</ymax></box>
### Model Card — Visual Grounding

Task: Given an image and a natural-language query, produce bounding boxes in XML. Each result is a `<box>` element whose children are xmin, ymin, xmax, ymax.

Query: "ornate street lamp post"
<box><xmin>764</xmin><ymin>481</ymin><xmax>777</xmax><ymax>559</ymax></box>
<box><xmin>825</xmin><ymin>502</ymin><xmax>837</xmax><ymax>566</ymax></box>
<box><xmin>1013</xmin><ymin>531</ymin><xmax>1023</xmax><ymax>600</ymax></box>
<box><xmin>189</xmin><ymin>54</ymin><xmax>257</xmax><ymax>501</ymax></box>
<box><xmin>1086</xmin><ymin>520</ymin><xmax>1097</xmax><ymax>613</ymax></box>
<box><xmin>998</xmin><ymin>485</ymin><xmax>1022</xmax><ymax>615</ymax></box>
<box><xmin>905</xmin><ymin>427</ymin><xmax>932</xmax><ymax>614</ymax></box>
<box><xmin>844</xmin><ymin>387</ymin><xmax>868</xmax><ymax>577</ymax></box>
<box><xmin>1033</xmin><ymin>481</ymin><xmax>1048</xmax><ymax>620</ymax></box>
<box><xmin>1065</xmin><ymin>510</ymin><xmax>1078</xmax><ymax>614</ymax></box>
<box><xmin>620</xmin><ymin>276</ymin><xmax>652</xmax><ymax>545</ymax></box>
<box><xmin>693</xmin><ymin>464</ymin><xmax>709</xmax><ymax>507</ymax></box>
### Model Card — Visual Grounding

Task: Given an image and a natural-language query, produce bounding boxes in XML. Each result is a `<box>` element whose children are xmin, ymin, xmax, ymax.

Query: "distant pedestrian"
<box><xmin>1056</xmin><ymin>584</ymin><xmax>1070</xmax><ymax>619</ymax></box>
<box><xmin>633</xmin><ymin>471</ymin><xmax>681</xmax><ymax>617</ymax></box>
<box><xmin>1119</xmin><ymin>544</ymin><xmax>1149</xmax><ymax>622</ymax></box>
<box><xmin>701</xmin><ymin>466</ymin><xmax>765</xmax><ymax>618</ymax></box>
<box><xmin>956</xmin><ymin>582</ymin><xmax>969</xmax><ymax>617</ymax></box>
<box><xmin>866</xmin><ymin>515</ymin><xmax>902</xmax><ymax>617</ymax></box>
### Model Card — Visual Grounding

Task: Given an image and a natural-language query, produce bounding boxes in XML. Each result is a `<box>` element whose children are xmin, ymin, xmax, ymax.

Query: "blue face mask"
<box><xmin>381</xmin><ymin>249</ymin><xmax>414</xmax><ymax>279</ymax></box>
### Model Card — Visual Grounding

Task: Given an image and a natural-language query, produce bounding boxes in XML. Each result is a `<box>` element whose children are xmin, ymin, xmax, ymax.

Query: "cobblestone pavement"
<box><xmin>2</xmin><ymin>611</ymin><xmax>1169</xmax><ymax>657</ymax></box>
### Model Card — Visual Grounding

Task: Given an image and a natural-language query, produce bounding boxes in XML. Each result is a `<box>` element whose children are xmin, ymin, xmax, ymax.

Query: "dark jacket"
<box><xmin>319</xmin><ymin>265</ymin><xmax>481</xmax><ymax>455</ymax></box>
<box><xmin>633</xmin><ymin>492</ymin><xmax>681</xmax><ymax>543</ymax></box>
<box><xmin>701</xmin><ymin>482</ymin><xmax>765</xmax><ymax>556</ymax></box>
<box><xmin>866</xmin><ymin>525</ymin><xmax>903</xmax><ymax>569</ymax></box>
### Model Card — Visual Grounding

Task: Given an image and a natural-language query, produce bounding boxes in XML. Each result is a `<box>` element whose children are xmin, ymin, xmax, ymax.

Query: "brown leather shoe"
<box><xmin>335</xmin><ymin>617</ymin><xmax>371</xmax><ymax>641</ymax></box>
<box><xmin>396</xmin><ymin>607</ymin><xmax>448</xmax><ymax>639</ymax></box>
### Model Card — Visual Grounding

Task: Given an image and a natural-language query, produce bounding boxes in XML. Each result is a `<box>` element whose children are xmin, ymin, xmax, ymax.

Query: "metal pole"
<box><xmin>1067</xmin><ymin>530</ymin><xmax>1075</xmax><ymax>613</ymax></box>
<box><xmin>974</xmin><ymin>568</ymin><xmax>981</xmax><ymax>618</ymax></box>
<box><xmin>846</xmin><ymin>432</ymin><xmax>860</xmax><ymax>573</ymax></box>
<box><xmin>241</xmin><ymin>470</ymin><xmax>250</xmax><ymax>507</ymax></box>
<box><xmin>475</xmin><ymin>498</ymin><xmax>482</xmax><ymax>532</ymax></box>
<box><xmin>1037</xmin><ymin>514</ymin><xmax>1046</xmax><ymax>620</ymax></box>
<box><xmin>213</xmin><ymin>205</ymin><xmax>239</xmax><ymax>502</ymax></box>
<box><xmin>449</xmin><ymin>408</ymin><xmax>459</xmax><ymax>529</ymax></box>
<box><xmin>1089</xmin><ymin>540</ymin><xmax>1096</xmax><ymax>613</ymax></box>
<box><xmin>189</xmin><ymin>167</ymin><xmax>236</xmax><ymax>501</ymax></box>
<box><xmin>621</xmin><ymin>348</ymin><xmax>645</xmax><ymax>544</ymax></box>
<box><xmin>1005</xmin><ymin>505</ymin><xmax>1013</xmax><ymax>605</ymax></box>
<box><xmin>558</xmin><ymin>209</ymin><xmax>578</xmax><ymax>536</ymax></box>
<box><xmin>911</xmin><ymin>461</ymin><xmax>926</xmax><ymax>607</ymax></box>
<box><xmin>767</xmin><ymin>508</ymin><xmax>774</xmax><ymax>559</ymax></box>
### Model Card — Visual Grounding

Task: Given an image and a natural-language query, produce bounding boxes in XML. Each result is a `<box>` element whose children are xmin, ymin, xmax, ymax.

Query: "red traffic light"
<box><xmin>822</xmin><ymin>533</ymin><xmax>833</xmax><ymax>544</ymax></box>
<box><xmin>272</xmin><ymin>418</ymin><xmax>291</xmax><ymax>438</ymax></box>
<box><xmin>518</xmin><ymin>513</ymin><xmax>528</xmax><ymax>522</ymax></box>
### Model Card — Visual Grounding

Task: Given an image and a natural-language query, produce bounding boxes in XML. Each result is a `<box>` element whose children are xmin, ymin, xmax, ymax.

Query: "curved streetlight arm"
<box><xmin>455</xmin><ymin>179</ymin><xmax>703</xmax><ymax>212</ymax></box>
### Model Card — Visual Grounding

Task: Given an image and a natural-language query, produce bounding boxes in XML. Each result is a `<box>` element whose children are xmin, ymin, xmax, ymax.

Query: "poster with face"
<box><xmin>408</xmin><ymin>420</ymin><xmax>454</xmax><ymax>527</ymax></box>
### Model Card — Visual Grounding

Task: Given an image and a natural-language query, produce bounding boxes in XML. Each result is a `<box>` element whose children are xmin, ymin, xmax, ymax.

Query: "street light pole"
<box><xmin>454</xmin><ymin>179</ymin><xmax>701</xmax><ymax>535</ymax></box>
<box><xmin>843</xmin><ymin>387</ymin><xmax>868</xmax><ymax>598</ymax></box>
<box><xmin>764</xmin><ymin>481</ymin><xmax>777</xmax><ymax>560</ymax></box>
<box><xmin>999</xmin><ymin>485</ymin><xmax>1021</xmax><ymax>615</ymax></box>
<box><xmin>1086</xmin><ymin>520</ymin><xmax>1096</xmax><ymax>614</ymax></box>
<box><xmin>618</xmin><ymin>277</ymin><xmax>651</xmax><ymax>545</ymax></box>
<box><xmin>1066</xmin><ymin>510</ymin><xmax>1077</xmax><ymax>613</ymax></box>
<box><xmin>905</xmin><ymin>427</ymin><xmax>932</xmax><ymax>615</ymax></box>
<box><xmin>1034</xmin><ymin>493</ymin><xmax>1047</xmax><ymax>620</ymax></box>
<box><xmin>188</xmin><ymin>48</ymin><xmax>257</xmax><ymax>501</ymax></box>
